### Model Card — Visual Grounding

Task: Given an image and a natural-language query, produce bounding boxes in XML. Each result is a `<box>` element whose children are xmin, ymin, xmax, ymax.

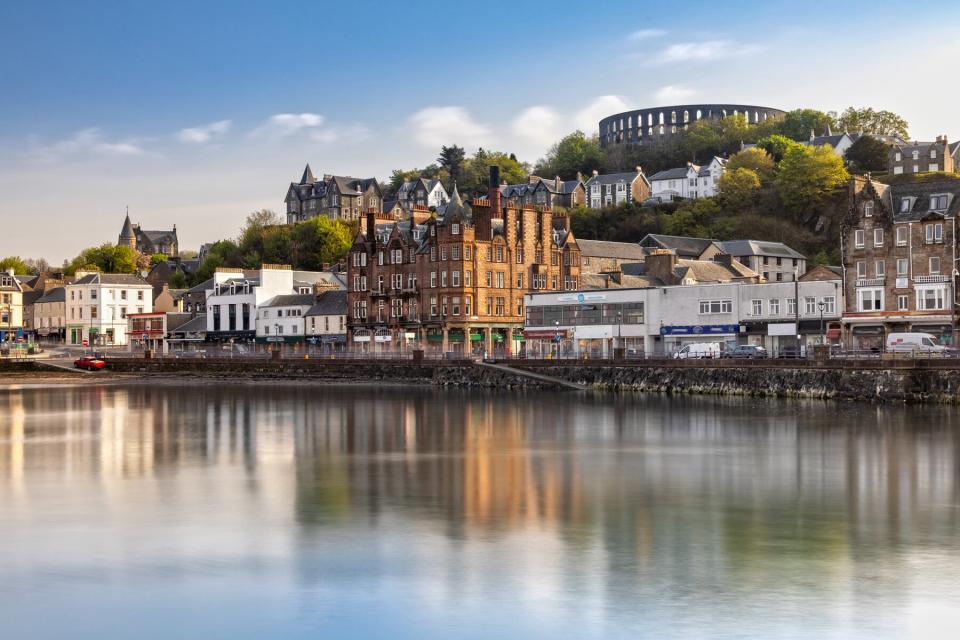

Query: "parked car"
<box><xmin>886</xmin><ymin>332</ymin><xmax>949</xmax><ymax>354</ymax></box>
<box><xmin>726</xmin><ymin>345</ymin><xmax>768</xmax><ymax>359</ymax></box>
<box><xmin>673</xmin><ymin>342</ymin><xmax>722</xmax><ymax>359</ymax></box>
<box><xmin>74</xmin><ymin>356</ymin><xmax>106</xmax><ymax>371</ymax></box>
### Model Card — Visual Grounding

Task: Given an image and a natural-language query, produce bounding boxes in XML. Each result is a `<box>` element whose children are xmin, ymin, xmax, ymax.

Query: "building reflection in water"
<box><xmin>2</xmin><ymin>384</ymin><xmax>960</xmax><ymax>637</ymax></box>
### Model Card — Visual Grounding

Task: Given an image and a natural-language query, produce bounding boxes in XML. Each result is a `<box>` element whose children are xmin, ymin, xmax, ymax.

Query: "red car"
<box><xmin>74</xmin><ymin>356</ymin><xmax>106</xmax><ymax>371</ymax></box>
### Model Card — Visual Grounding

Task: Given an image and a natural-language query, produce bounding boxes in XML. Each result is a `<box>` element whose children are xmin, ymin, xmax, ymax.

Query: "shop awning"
<box><xmin>826</xmin><ymin>328</ymin><xmax>842</xmax><ymax>339</ymax></box>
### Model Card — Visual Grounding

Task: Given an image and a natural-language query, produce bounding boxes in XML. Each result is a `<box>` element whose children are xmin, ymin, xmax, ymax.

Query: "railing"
<box><xmin>913</xmin><ymin>275</ymin><xmax>950</xmax><ymax>283</ymax></box>
<box><xmin>855</xmin><ymin>277</ymin><xmax>885</xmax><ymax>287</ymax></box>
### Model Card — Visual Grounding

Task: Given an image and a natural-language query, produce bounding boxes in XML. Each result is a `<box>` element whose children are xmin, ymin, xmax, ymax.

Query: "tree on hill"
<box><xmin>845</xmin><ymin>135</ymin><xmax>890</xmax><ymax>173</ymax></box>
<box><xmin>777</xmin><ymin>109</ymin><xmax>837</xmax><ymax>142</ymax></box>
<box><xmin>437</xmin><ymin>145</ymin><xmax>466</xmax><ymax>188</ymax></box>
<box><xmin>837</xmin><ymin>107</ymin><xmax>909</xmax><ymax>139</ymax></box>
<box><xmin>756</xmin><ymin>134</ymin><xmax>803</xmax><ymax>162</ymax></box>
<box><xmin>462</xmin><ymin>148</ymin><xmax>528</xmax><ymax>194</ymax></box>
<box><xmin>726</xmin><ymin>148</ymin><xmax>775</xmax><ymax>183</ymax></box>
<box><xmin>718</xmin><ymin>168</ymin><xmax>762</xmax><ymax>210</ymax></box>
<box><xmin>65</xmin><ymin>244</ymin><xmax>142</xmax><ymax>275</ymax></box>
<box><xmin>534</xmin><ymin>131</ymin><xmax>605</xmax><ymax>180</ymax></box>
<box><xmin>775</xmin><ymin>145</ymin><xmax>849</xmax><ymax>213</ymax></box>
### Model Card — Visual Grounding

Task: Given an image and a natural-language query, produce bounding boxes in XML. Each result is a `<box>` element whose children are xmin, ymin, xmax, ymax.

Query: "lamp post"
<box><xmin>817</xmin><ymin>300</ymin><xmax>826</xmax><ymax>345</ymax></box>
<box><xmin>554</xmin><ymin>320</ymin><xmax>560</xmax><ymax>359</ymax></box>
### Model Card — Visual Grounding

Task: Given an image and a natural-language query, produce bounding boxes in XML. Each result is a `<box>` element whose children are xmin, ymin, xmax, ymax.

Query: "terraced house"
<box><xmin>285</xmin><ymin>164</ymin><xmax>382</xmax><ymax>223</ymax></box>
<box><xmin>842</xmin><ymin>175</ymin><xmax>960</xmax><ymax>349</ymax></box>
<box><xmin>347</xmin><ymin>168</ymin><xmax>582</xmax><ymax>355</ymax></box>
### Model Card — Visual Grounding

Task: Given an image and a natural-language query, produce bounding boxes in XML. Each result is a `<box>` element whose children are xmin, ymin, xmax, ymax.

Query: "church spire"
<box><xmin>300</xmin><ymin>163</ymin><xmax>315</xmax><ymax>185</ymax></box>
<box><xmin>118</xmin><ymin>208</ymin><xmax>136</xmax><ymax>249</ymax></box>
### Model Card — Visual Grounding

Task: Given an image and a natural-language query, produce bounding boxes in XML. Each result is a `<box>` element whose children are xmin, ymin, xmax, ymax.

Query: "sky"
<box><xmin>1</xmin><ymin>0</ymin><xmax>958</xmax><ymax>263</ymax></box>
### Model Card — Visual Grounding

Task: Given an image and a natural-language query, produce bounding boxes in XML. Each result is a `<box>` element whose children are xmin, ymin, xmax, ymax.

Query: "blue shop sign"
<box><xmin>661</xmin><ymin>324</ymin><xmax>740</xmax><ymax>336</ymax></box>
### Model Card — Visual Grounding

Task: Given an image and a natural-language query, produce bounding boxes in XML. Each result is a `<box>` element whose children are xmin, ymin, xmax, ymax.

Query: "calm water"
<box><xmin>1</xmin><ymin>384</ymin><xmax>960</xmax><ymax>639</ymax></box>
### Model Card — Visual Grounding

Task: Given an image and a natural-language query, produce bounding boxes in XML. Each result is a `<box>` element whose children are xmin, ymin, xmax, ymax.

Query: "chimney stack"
<box><xmin>365</xmin><ymin>210</ymin><xmax>376</xmax><ymax>241</ymax></box>
<box><xmin>489</xmin><ymin>166</ymin><xmax>501</xmax><ymax>215</ymax></box>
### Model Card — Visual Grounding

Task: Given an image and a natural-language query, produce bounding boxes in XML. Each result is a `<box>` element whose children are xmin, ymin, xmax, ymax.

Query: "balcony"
<box><xmin>855</xmin><ymin>277</ymin><xmax>885</xmax><ymax>287</ymax></box>
<box><xmin>913</xmin><ymin>275</ymin><xmax>950</xmax><ymax>284</ymax></box>
<box><xmin>370</xmin><ymin>288</ymin><xmax>389</xmax><ymax>298</ymax></box>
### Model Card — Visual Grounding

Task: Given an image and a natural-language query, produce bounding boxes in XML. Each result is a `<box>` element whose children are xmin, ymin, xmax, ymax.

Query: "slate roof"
<box><xmin>807</xmin><ymin>133</ymin><xmax>859</xmax><ymax>148</ymax></box>
<box><xmin>306</xmin><ymin>290</ymin><xmax>347</xmax><ymax>316</ymax></box>
<box><xmin>676</xmin><ymin>258</ymin><xmax>757</xmax><ymax>283</ymax></box>
<box><xmin>35</xmin><ymin>287</ymin><xmax>66</xmax><ymax>303</ymax></box>
<box><xmin>717</xmin><ymin>240</ymin><xmax>806</xmax><ymax>260</ymax></box>
<box><xmin>585</xmin><ymin>171</ymin><xmax>645</xmax><ymax>186</ymax></box>
<box><xmin>579</xmin><ymin>273</ymin><xmax>661</xmax><ymax>289</ymax></box>
<box><xmin>262</xmin><ymin>294</ymin><xmax>317</xmax><ymax>308</ymax></box>
<box><xmin>648</xmin><ymin>166</ymin><xmax>694</xmax><ymax>181</ymax></box>
<box><xmin>886</xmin><ymin>178</ymin><xmax>960</xmax><ymax>222</ymax></box>
<box><xmin>71</xmin><ymin>273</ymin><xmax>151</xmax><ymax>286</ymax></box>
<box><xmin>170</xmin><ymin>315</ymin><xmax>207</xmax><ymax>334</ymax></box>
<box><xmin>576</xmin><ymin>239</ymin><xmax>646</xmax><ymax>261</ymax></box>
<box><xmin>639</xmin><ymin>234</ymin><xmax>717</xmax><ymax>258</ymax></box>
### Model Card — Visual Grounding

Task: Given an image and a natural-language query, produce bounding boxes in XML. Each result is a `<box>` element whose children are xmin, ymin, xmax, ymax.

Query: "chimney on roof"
<box><xmin>576</xmin><ymin>171</ymin><xmax>583</xmax><ymax>183</ymax></box>
<box><xmin>555</xmin><ymin>175</ymin><xmax>562</xmax><ymax>191</ymax></box>
<box><xmin>592</xmin><ymin>169</ymin><xmax>599</xmax><ymax>177</ymax></box>
<box><xmin>489</xmin><ymin>166</ymin><xmax>501</xmax><ymax>214</ymax></box>
<box><xmin>636</xmin><ymin>166</ymin><xmax>643</xmax><ymax>175</ymax></box>
<box><xmin>713</xmin><ymin>253</ymin><xmax>734</xmax><ymax>267</ymax></box>
<box><xmin>644</xmin><ymin>249</ymin><xmax>678</xmax><ymax>284</ymax></box>
<box><xmin>365</xmin><ymin>210</ymin><xmax>376</xmax><ymax>242</ymax></box>
<box><xmin>810</xmin><ymin>128</ymin><xmax>815</xmax><ymax>142</ymax></box>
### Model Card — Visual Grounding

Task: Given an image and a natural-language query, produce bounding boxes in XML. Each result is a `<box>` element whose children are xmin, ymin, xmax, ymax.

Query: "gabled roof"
<box><xmin>575</xmin><ymin>239</ymin><xmax>646</xmax><ymax>260</ymax></box>
<box><xmin>639</xmin><ymin>233</ymin><xmax>717</xmax><ymax>258</ymax></box>
<box><xmin>886</xmin><ymin>178</ymin><xmax>960</xmax><ymax>222</ymax></box>
<box><xmin>262</xmin><ymin>294</ymin><xmax>316</xmax><ymax>308</ymax></box>
<box><xmin>35</xmin><ymin>287</ymin><xmax>66</xmax><ymax>303</ymax></box>
<box><xmin>585</xmin><ymin>171</ymin><xmax>646</xmax><ymax>186</ymax></box>
<box><xmin>807</xmin><ymin>133</ymin><xmax>858</xmax><ymax>149</ymax></box>
<box><xmin>138</xmin><ymin>229</ymin><xmax>177</xmax><ymax>243</ymax></box>
<box><xmin>306</xmin><ymin>290</ymin><xmax>347</xmax><ymax>316</ymax></box>
<box><xmin>70</xmin><ymin>273</ymin><xmax>151</xmax><ymax>286</ymax></box>
<box><xmin>170</xmin><ymin>315</ymin><xmax>207</xmax><ymax>334</ymax></box>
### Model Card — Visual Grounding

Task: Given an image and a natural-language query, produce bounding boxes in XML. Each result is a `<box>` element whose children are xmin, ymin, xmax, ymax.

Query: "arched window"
<box><xmin>864</xmin><ymin>201</ymin><xmax>874</xmax><ymax>217</ymax></box>
<box><xmin>659</xmin><ymin>125</ymin><xmax>664</xmax><ymax>135</ymax></box>
<box><xmin>627</xmin><ymin>115</ymin><xmax>632</xmax><ymax>128</ymax></box>
<box><xmin>683</xmin><ymin>110</ymin><xmax>689</xmax><ymax>123</ymax></box>
<box><xmin>647</xmin><ymin>126</ymin><xmax>653</xmax><ymax>136</ymax></box>
<box><xmin>671</xmin><ymin>111</ymin><xmax>677</xmax><ymax>124</ymax></box>
<box><xmin>659</xmin><ymin>112</ymin><xmax>665</xmax><ymax>125</ymax></box>
<box><xmin>620</xmin><ymin>118</ymin><xmax>624</xmax><ymax>130</ymax></box>
<box><xmin>696</xmin><ymin>109</ymin><xmax>702</xmax><ymax>120</ymax></box>
<box><xmin>648</xmin><ymin>113</ymin><xmax>653</xmax><ymax>126</ymax></box>
<box><xmin>762</xmin><ymin>112</ymin><xmax>768</xmax><ymax>121</ymax></box>
<box><xmin>754</xmin><ymin>111</ymin><xmax>759</xmax><ymax>123</ymax></box>
<box><xmin>671</xmin><ymin>125</ymin><xmax>676</xmax><ymax>134</ymax></box>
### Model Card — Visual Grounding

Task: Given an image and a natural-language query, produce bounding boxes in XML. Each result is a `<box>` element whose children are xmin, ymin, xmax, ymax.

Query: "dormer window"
<box><xmin>931</xmin><ymin>149</ymin><xmax>937</xmax><ymax>159</ymax></box>
<box><xmin>931</xmin><ymin>194</ymin><xmax>948</xmax><ymax>210</ymax></box>
<box><xmin>451</xmin><ymin>223</ymin><xmax>460</xmax><ymax>235</ymax></box>
<box><xmin>912</xmin><ymin>150</ymin><xmax>919</xmax><ymax>160</ymax></box>
<box><xmin>900</xmin><ymin>199</ymin><xmax>911</xmax><ymax>213</ymax></box>
<box><xmin>864</xmin><ymin>201</ymin><xmax>874</xmax><ymax>217</ymax></box>
<box><xmin>895</xmin><ymin>152</ymin><xmax>902</xmax><ymax>161</ymax></box>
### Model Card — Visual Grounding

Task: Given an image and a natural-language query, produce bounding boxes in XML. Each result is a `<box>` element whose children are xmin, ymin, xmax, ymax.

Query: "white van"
<box><xmin>886</xmin><ymin>332</ymin><xmax>948</xmax><ymax>354</ymax></box>
<box><xmin>673</xmin><ymin>342</ymin><xmax>722</xmax><ymax>359</ymax></box>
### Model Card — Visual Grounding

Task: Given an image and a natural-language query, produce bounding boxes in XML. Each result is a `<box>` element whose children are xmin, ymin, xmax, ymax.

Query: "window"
<box><xmin>465</xmin><ymin>270</ymin><xmax>472</xmax><ymax>287</ymax></box>
<box><xmin>901</xmin><ymin>199</ymin><xmax>911</xmax><ymax>213</ymax></box>
<box><xmin>857</xmin><ymin>288</ymin><xmax>883</xmax><ymax>311</ymax></box>
<box><xmin>441</xmin><ymin>271</ymin><xmax>447</xmax><ymax>287</ymax></box>
<box><xmin>912</xmin><ymin>150</ymin><xmax>919</xmax><ymax>160</ymax></box>
<box><xmin>930</xmin><ymin>257</ymin><xmax>941</xmax><ymax>274</ymax></box>
<box><xmin>931</xmin><ymin>149</ymin><xmax>937</xmax><ymax>158</ymax></box>
<box><xmin>452</xmin><ymin>246</ymin><xmax>460</xmax><ymax>261</ymax></box>
<box><xmin>898</xmin><ymin>295</ymin><xmax>908</xmax><ymax>311</ymax></box>
<box><xmin>917</xmin><ymin>286</ymin><xmax>946</xmax><ymax>310</ymax></box>
<box><xmin>121</xmin><ymin>290</ymin><xmax>127</xmax><ymax>300</ymax></box>
<box><xmin>452</xmin><ymin>223</ymin><xmax>460</xmax><ymax>235</ymax></box>
<box><xmin>698</xmin><ymin>300</ymin><xmax>732</xmax><ymax>314</ymax></box>
<box><xmin>769</xmin><ymin>299</ymin><xmax>780</xmax><ymax>316</ymax></box>
<box><xmin>895</xmin><ymin>152</ymin><xmax>902</xmax><ymax>161</ymax></box>
<box><xmin>452</xmin><ymin>297</ymin><xmax>461</xmax><ymax>316</ymax></box>
<box><xmin>495</xmin><ymin>272</ymin><xmax>504</xmax><ymax>289</ymax></box>
<box><xmin>931</xmin><ymin>195</ymin><xmax>948</xmax><ymax>210</ymax></box>
<box><xmin>495</xmin><ymin>297</ymin><xmax>505</xmax><ymax>316</ymax></box>
<box><xmin>452</xmin><ymin>271</ymin><xmax>460</xmax><ymax>286</ymax></box>
<box><xmin>787</xmin><ymin>298</ymin><xmax>797</xmax><ymax>316</ymax></box>
<box><xmin>751</xmin><ymin>299</ymin><xmax>762</xmax><ymax>315</ymax></box>
<box><xmin>91</xmin><ymin>289</ymin><xmax>98</xmax><ymax>300</ymax></box>
<box><xmin>823</xmin><ymin>296</ymin><xmax>836</xmax><ymax>314</ymax></box>
<box><xmin>430</xmin><ymin>247</ymin><xmax>437</xmax><ymax>262</ymax></box>
<box><xmin>874</xmin><ymin>228</ymin><xmax>884</xmax><ymax>247</ymax></box>
<box><xmin>464</xmin><ymin>246</ymin><xmax>472</xmax><ymax>260</ymax></box>
<box><xmin>441</xmin><ymin>246</ymin><xmax>448</xmax><ymax>261</ymax></box>
<box><xmin>864</xmin><ymin>201</ymin><xmax>874</xmax><ymax>217</ymax></box>
<box><xmin>897</xmin><ymin>258</ymin><xmax>908</xmax><ymax>276</ymax></box>
<box><xmin>392</xmin><ymin>273</ymin><xmax>402</xmax><ymax>290</ymax></box>
<box><xmin>875</xmin><ymin>260</ymin><xmax>885</xmax><ymax>277</ymax></box>
<box><xmin>485</xmin><ymin>271</ymin><xmax>492</xmax><ymax>287</ymax></box>
<box><xmin>351</xmin><ymin>300</ymin><xmax>366</xmax><ymax>320</ymax></box>
<box><xmin>378</xmin><ymin>251</ymin><xmax>384</xmax><ymax>266</ymax></box>
<box><xmin>516</xmin><ymin>248</ymin><xmax>523</xmax><ymax>263</ymax></box>
<box><xmin>430</xmin><ymin>272</ymin><xmax>437</xmax><ymax>288</ymax></box>
<box><xmin>516</xmin><ymin>273</ymin><xmax>524</xmax><ymax>288</ymax></box>
<box><xmin>392</xmin><ymin>249</ymin><xmax>403</xmax><ymax>264</ymax></box>
<box><xmin>430</xmin><ymin>297</ymin><xmax>438</xmax><ymax>316</ymax></box>
<box><xmin>391</xmin><ymin>299</ymin><xmax>403</xmax><ymax>318</ymax></box>
<box><xmin>856</xmin><ymin>261</ymin><xmax>866</xmax><ymax>278</ymax></box>
<box><xmin>804</xmin><ymin>297</ymin><xmax>816</xmax><ymax>315</ymax></box>
<box><xmin>896</xmin><ymin>226</ymin><xmax>908</xmax><ymax>246</ymax></box>
<box><xmin>854</xmin><ymin>230</ymin><xmax>865</xmax><ymax>248</ymax></box>
<box><xmin>926</xmin><ymin>223</ymin><xmax>943</xmax><ymax>243</ymax></box>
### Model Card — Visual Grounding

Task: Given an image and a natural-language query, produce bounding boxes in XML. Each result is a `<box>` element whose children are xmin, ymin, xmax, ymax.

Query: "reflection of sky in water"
<box><xmin>1</xmin><ymin>385</ymin><xmax>959</xmax><ymax>638</ymax></box>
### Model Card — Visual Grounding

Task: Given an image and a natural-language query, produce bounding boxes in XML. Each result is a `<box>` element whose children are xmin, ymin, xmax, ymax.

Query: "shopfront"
<box><xmin>660</xmin><ymin>324</ymin><xmax>740</xmax><ymax>354</ymax></box>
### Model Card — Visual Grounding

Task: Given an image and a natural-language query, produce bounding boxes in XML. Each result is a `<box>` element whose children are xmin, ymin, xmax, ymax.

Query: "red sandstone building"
<box><xmin>347</xmin><ymin>167</ymin><xmax>582</xmax><ymax>355</ymax></box>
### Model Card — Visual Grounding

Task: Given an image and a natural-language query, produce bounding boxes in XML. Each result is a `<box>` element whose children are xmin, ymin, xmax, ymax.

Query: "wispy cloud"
<box><xmin>249</xmin><ymin>112</ymin><xmax>325</xmax><ymax>139</ymax></box>
<box><xmin>409</xmin><ymin>106</ymin><xmax>491</xmax><ymax>148</ymax></box>
<box><xmin>653</xmin><ymin>85</ymin><xmax>697</xmax><ymax>103</ymax></box>
<box><xmin>310</xmin><ymin>123</ymin><xmax>372</xmax><ymax>144</ymax></box>
<box><xmin>574</xmin><ymin>96</ymin><xmax>632</xmax><ymax>135</ymax></box>
<box><xmin>512</xmin><ymin>106</ymin><xmax>562</xmax><ymax>147</ymax></box>
<box><xmin>28</xmin><ymin>128</ymin><xmax>147</xmax><ymax>163</ymax></box>
<box><xmin>627</xmin><ymin>28</ymin><xmax>666</xmax><ymax>41</ymax></box>
<box><xmin>651</xmin><ymin>39</ymin><xmax>764</xmax><ymax>64</ymax></box>
<box><xmin>177</xmin><ymin>119</ymin><xmax>232</xmax><ymax>144</ymax></box>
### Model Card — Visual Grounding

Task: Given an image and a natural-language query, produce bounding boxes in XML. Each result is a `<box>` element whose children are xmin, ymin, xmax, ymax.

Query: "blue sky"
<box><xmin>1</xmin><ymin>0</ymin><xmax>958</xmax><ymax>262</ymax></box>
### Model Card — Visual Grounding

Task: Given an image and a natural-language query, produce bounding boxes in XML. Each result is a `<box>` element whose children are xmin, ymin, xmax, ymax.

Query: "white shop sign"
<box><xmin>767</xmin><ymin>322</ymin><xmax>797</xmax><ymax>336</ymax></box>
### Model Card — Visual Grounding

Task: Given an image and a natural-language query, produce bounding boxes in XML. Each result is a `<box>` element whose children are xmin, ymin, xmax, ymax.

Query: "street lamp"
<box><xmin>554</xmin><ymin>320</ymin><xmax>560</xmax><ymax>359</ymax></box>
<box><xmin>817</xmin><ymin>300</ymin><xmax>826</xmax><ymax>345</ymax></box>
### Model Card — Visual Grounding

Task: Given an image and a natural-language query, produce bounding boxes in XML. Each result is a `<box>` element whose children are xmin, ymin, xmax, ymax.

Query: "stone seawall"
<box><xmin>508</xmin><ymin>363</ymin><xmax>960</xmax><ymax>403</ymax></box>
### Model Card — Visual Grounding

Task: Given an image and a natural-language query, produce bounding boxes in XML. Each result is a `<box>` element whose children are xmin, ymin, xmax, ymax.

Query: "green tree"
<box><xmin>168</xmin><ymin>271</ymin><xmax>188</xmax><ymax>289</ymax></box>
<box><xmin>0</xmin><ymin>256</ymin><xmax>30</xmax><ymax>274</ymax></box>
<box><xmin>756</xmin><ymin>134</ymin><xmax>803</xmax><ymax>162</ymax></box>
<box><xmin>845</xmin><ymin>135</ymin><xmax>890</xmax><ymax>172</ymax></box>
<box><xmin>191</xmin><ymin>240</ymin><xmax>241</xmax><ymax>284</ymax></box>
<box><xmin>534</xmin><ymin>131</ymin><xmax>604</xmax><ymax>180</ymax></box>
<box><xmin>775</xmin><ymin>145</ymin><xmax>849</xmax><ymax>212</ymax></box>
<box><xmin>663</xmin><ymin>199</ymin><xmax>720</xmax><ymax>238</ymax></box>
<box><xmin>463</xmin><ymin>148</ymin><xmax>528</xmax><ymax>194</ymax></box>
<box><xmin>718</xmin><ymin>168</ymin><xmax>762</xmax><ymax>210</ymax></box>
<box><xmin>726</xmin><ymin>148</ymin><xmax>775</xmax><ymax>183</ymax></box>
<box><xmin>288</xmin><ymin>217</ymin><xmax>353</xmax><ymax>270</ymax></box>
<box><xmin>437</xmin><ymin>145</ymin><xmax>467</xmax><ymax>187</ymax></box>
<box><xmin>837</xmin><ymin>107</ymin><xmax>909</xmax><ymax>139</ymax></box>
<box><xmin>66</xmin><ymin>244</ymin><xmax>141</xmax><ymax>275</ymax></box>
<box><xmin>776</xmin><ymin>109</ymin><xmax>837</xmax><ymax>141</ymax></box>
<box><xmin>150</xmin><ymin>253</ymin><xmax>169</xmax><ymax>266</ymax></box>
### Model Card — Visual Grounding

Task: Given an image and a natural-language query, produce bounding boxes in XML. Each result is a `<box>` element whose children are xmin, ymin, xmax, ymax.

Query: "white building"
<box><xmin>396</xmin><ymin>178</ymin><xmax>449</xmax><ymax>211</ymax></box>
<box><xmin>205</xmin><ymin>265</ymin><xmax>344</xmax><ymax>344</ymax></box>
<box><xmin>523</xmin><ymin>278</ymin><xmax>842</xmax><ymax>358</ymax></box>
<box><xmin>305</xmin><ymin>290</ymin><xmax>348</xmax><ymax>352</ymax></box>
<box><xmin>584</xmin><ymin>168</ymin><xmax>651</xmax><ymax>209</ymax></box>
<box><xmin>255</xmin><ymin>294</ymin><xmax>315</xmax><ymax>345</ymax></box>
<box><xmin>34</xmin><ymin>286</ymin><xmax>66</xmax><ymax>342</ymax></box>
<box><xmin>0</xmin><ymin>269</ymin><xmax>24</xmax><ymax>342</ymax></box>
<box><xmin>648</xmin><ymin>157</ymin><xmax>726</xmax><ymax>202</ymax></box>
<box><xmin>65</xmin><ymin>272</ymin><xmax>154</xmax><ymax>346</ymax></box>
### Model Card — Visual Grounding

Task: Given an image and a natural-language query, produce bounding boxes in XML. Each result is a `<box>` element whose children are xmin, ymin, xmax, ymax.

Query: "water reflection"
<box><xmin>1</xmin><ymin>384</ymin><xmax>960</xmax><ymax>638</ymax></box>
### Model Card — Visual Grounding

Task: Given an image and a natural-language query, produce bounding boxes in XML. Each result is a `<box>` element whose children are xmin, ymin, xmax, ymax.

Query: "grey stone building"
<box><xmin>888</xmin><ymin>136</ymin><xmax>954</xmax><ymax>176</ymax></box>
<box><xmin>118</xmin><ymin>213</ymin><xmax>179</xmax><ymax>256</ymax></box>
<box><xmin>285</xmin><ymin>164</ymin><xmax>382</xmax><ymax>224</ymax></box>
